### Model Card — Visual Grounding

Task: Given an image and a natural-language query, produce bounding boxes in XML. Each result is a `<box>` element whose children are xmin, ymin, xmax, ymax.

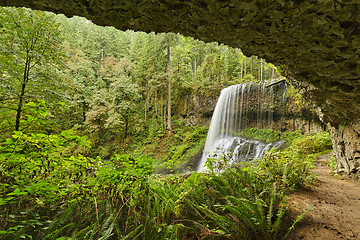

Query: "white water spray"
<box><xmin>196</xmin><ymin>81</ymin><xmax>287</xmax><ymax>172</ymax></box>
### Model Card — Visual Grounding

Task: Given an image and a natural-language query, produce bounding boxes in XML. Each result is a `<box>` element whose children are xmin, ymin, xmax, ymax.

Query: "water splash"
<box><xmin>196</xmin><ymin>81</ymin><xmax>288</xmax><ymax>172</ymax></box>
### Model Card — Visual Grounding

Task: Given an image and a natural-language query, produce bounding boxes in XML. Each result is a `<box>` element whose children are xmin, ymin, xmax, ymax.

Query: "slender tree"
<box><xmin>258</xmin><ymin>57</ymin><xmax>261</xmax><ymax>81</ymax></box>
<box><xmin>240</xmin><ymin>52</ymin><xmax>244</xmax><ymax>82</ymax></box>
<box><xmin>244</xmin><ymin>57</ymin><xmax>247</xmax><ymax>76</ymax></box>
<box><xmin>250</xmin><ymin>57</ymin><xmax>253</xmax><ymax>76</ymax></box>
<box><xmin>261</xmin><ymin>59</ymin><xmax>264</xmax><ymax>81</ymax></box>
<box><xmin>0</xmin><ymin>7</ymin><xmax>64</xmax><ymax>131</ymax></box>
<box><xmin>167</xmin><ymin>45</ymin><xmax>172</xmax><ymax>135</ymax></box>
<box><xmin>192</xmin><ymin>49</ymin><xmax>197</xmax><ymax>79</ymax></box>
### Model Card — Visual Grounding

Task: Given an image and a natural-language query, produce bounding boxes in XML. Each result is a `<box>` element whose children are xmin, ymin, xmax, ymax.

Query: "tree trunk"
<box><xmin>218</xmin><ymin>46</ymin><xmax>222</xmax><ymax>83</ymax></box>
<box><xmin>167</xmin><ymin>46</ymin><xmax>172</xmax><ymax>135</ymax></box>
<box><xmin>160</xmin><ymin>96</ymin><xmax>163</xmax><ymax>130</ymax></box>
<box><xmin>163</xmin><ymin>103</ymin><xmax>166</xmax><ymax>130</ymax></box>
<box><xmin>240</xmin><ymin>60</ymin><xmax>243</xmax><ymax>82</ymax></box>
<box><xmin>271</xmin><ymin>68</ymin><xmax>275</xmax><ymax>79</ymax></box>
<box><xmin>260</xmin><ymin>59</ymin><xmax>263</xmax><ymax>81</ymax></box>
<box><xmin>155</xmin><ymin>91</ymin><xmax>158</xmax><ymax>124</ymax></box>
<box><xmin>244</xmin><ymin>57</ymin><xmax>247</xmax><ymax>76</ymax></box>
<box><xmin>250</xmin><ymin>57</ymin><xmax>253</xmax><ymax>76</ymax></box>
<box><xmin>15</xmin><ymin>83</ymin><xmax>26</xmax><ymax>131</ymax></box>
<box><xmin>259</xmin><ymin>59</ymin><xmax>262</xmax><ymax>81</ymax></box>
<box><xmin>15</xmin><ymin>56</ymin><xmax>31</xmax><ymax>131</ymax></box>
<box><xmin>258</xmin><ymin>58</ymin><xmax>261</xmax><ymax>81</ymax></box>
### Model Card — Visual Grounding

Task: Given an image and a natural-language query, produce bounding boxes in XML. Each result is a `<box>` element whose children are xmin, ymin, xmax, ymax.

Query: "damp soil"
<box><xmin>287</xmin><ymin>153</ymin><xmax>360</xmax><ymax>240</ymax></box>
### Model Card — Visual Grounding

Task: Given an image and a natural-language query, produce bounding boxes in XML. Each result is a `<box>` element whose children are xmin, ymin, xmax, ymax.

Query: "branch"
<box><xmin>266</xmin><ymin>77</ymin><xmax>286</xmax><ymax>88</ymax></box>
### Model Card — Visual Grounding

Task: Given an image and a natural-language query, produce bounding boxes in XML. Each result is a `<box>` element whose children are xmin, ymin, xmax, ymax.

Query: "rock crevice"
<box><xmin>328</xmin><ymin>122</ymin><xmax>360</xmax><ymax>175</ymax></box>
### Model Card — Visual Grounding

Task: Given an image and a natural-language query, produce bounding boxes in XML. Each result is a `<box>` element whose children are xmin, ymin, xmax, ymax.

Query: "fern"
<box><xmin>281</xmin><ymin>205</ymin><xmax>312</xmax><ymax>240</ymax></box>
<box><xmin>44</xmin><ymin>223</ymin><xmax>76</xmax><ymax>239</ymax></box>
<box><xmin>70</xmin><ymin>225</ymin><xmax>91</xmax><ymax>239</ymax></box>
<box><xmin>98</xmin><ymin>214</ymin><xmax>115</xmax><ymax>240</ymax></box>
<box><xmin>43</xmin><ymin>202</ymin><xmax>79</xmax><ymax>239</ymax></box>
<box><xmin>122</xmin><ymin>224</ymin><xmax>144</xmax><ymax>240</ymax></box>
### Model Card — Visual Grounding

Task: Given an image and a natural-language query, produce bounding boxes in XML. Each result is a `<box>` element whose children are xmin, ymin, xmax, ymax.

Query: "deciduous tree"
<box><xmin>0</xmin><ymin>7</ymin><xmax>65</xmax><ymax>132</ymax></box>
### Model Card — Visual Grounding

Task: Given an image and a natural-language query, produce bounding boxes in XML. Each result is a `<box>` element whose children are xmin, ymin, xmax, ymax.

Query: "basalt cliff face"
<box><xmin>1</xmin><ymin>0</ymin><xmax>360</xmax><ymax>174</ymax></box>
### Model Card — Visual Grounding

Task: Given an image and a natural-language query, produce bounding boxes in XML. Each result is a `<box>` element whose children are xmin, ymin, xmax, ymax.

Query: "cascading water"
<box><xmin>196</xmin><ymin>81</ymin><xmax>288</xmax><ymax>172</ymax></box>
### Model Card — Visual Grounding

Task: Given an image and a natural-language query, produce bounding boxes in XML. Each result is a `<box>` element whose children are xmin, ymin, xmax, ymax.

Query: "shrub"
<box><xmin>1</xmin><ymin>128</ymin><xmax>322</xmax><ymax>239</ymax></box>
<box><xmin>257</xmin><ymin>149</ymin><xmax>316</xmax><ymax>188</ymax></box>
<box><xmin>328</xmin><ymin>155</ymin><xmax>336</xmax><ymax>170</ymax></box>
<box><xmin>237</xmin><ymin>128</ymin><xmax>281</xmax><ymax>143</ymax></box>
<box><xmin>291</xmin><ymin>132</ymin><xmax>332</xmax><ymax>155</ymax></box>
<box><xmin>175</xmin><ymin>156</ymin><xmax>312</xmax><ymax>240</ymax></box>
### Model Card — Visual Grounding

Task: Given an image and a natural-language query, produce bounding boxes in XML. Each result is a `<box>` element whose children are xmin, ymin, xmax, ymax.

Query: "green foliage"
<box><xmin>328</xmin><ymin>155</ymin><xmax>336</xmax><ymax>170</ymax></box>
<box><xmin>291</xmin><ymin>132</ymin><xmax>332</xmax><ymax>155</ymax></box>
<box><xmin>0</xmin><ymin>7</ymin><xmax>326</xmax><ymax>240</ymax></box>
<box><xmin>257</xmin><ymin>149</ymin><xmax>316</xmax><ymax>188</ymax></box>
<box><xmin>237</xmin><ymin>128</ymin><xmax>281</xmax><ymax>143</ymax></box>
<box><xmin>280</xmin><ymin>130</ymin><xmax>303</xmax><ymax>144</ymax></box>
<box><xmin>174</xmin><ymin>154</ymin><xmax>313</xmax><ymax>239</ymax></box>
<box><xmin>117</xmin><ymin>153</ymin><xmax>311</xmax><ymax>239</ymax></box>
<box><xmin>1</xmin><ymin>6</ymin><xmax>285</xmax><ymax>157</ymax></box>
<box><xmin>0</xmin><ymin>127</ymin><xmax>161</xmax><ymax>239</ymax></box>
<box><xmin>0</xmin><ymin>7</ymin><xmax>67</xmax><ymax>132</ymax></box>
<box><xmin>151</xmin><ymin>125</ymin><xmax>208</xmax><ymax>173</ymax></box>
<box><xmin>237</xmin><ymin>128</ymin><xmax>332</xmax><ymax>157</ymax></box>
<box><xmin>0</xmin><ymin>129</ymin><xmax>92</xmax><ymax>238</ymax></box>
<box><xmin>1</xmin><ymin>123</ymin><xmax>325</xmax><ymax>240</ymax></box>
<box><xmin>52</xmin><ymin>13</ymin><xmax>279</xmax><ymax>152</ymax></box>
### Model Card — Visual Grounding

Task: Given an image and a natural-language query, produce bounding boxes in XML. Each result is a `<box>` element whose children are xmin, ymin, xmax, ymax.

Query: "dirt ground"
<box><xmin>288</xmin><ymin>153</ymin><xmax>360</xmax><ymax>240</ymax></box>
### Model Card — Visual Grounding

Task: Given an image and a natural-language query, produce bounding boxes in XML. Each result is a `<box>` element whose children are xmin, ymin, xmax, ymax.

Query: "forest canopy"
<box><xmin>0</xmin><ymin>8</ymin><xmax>279</xmax><ymax>151</ymax></box>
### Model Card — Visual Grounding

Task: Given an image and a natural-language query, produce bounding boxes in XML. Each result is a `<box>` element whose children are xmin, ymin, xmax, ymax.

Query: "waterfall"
<box><xmin>196</xmin><ymin>81</ymin><xmax>288</xmax><ymax>172</ymax></box>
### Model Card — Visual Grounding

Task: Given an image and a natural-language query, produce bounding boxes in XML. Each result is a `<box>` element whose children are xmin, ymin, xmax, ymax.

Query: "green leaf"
<box><xmin>27</xmin><ymin>102</ymin><xmax>37</xmax><ymax>107</ymax></box>
<box><xmin>7</xmin><ymin>188</ymin><xmax>28</xmax><ymax>196</ymax></box>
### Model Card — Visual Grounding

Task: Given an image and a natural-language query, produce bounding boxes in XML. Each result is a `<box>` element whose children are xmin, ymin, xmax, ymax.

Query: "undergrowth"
<box><xmin>236</xmin><ymin>128</ymin><xmax>282</xmax><ymax>143</ymax></box>
<box><xmin>0</xmin><ymin>128</ymin><xmax>332</xmax><ymax>239</ymax></box>
<box><xmin>136</xmin><ymin>123</ymin><xmax>208</xmax><ymax>174</ymax></box>
<box><xmin>236</xmin><ymin>127</ymin><xmax>332</xmax><ymax>151</ymax></box>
